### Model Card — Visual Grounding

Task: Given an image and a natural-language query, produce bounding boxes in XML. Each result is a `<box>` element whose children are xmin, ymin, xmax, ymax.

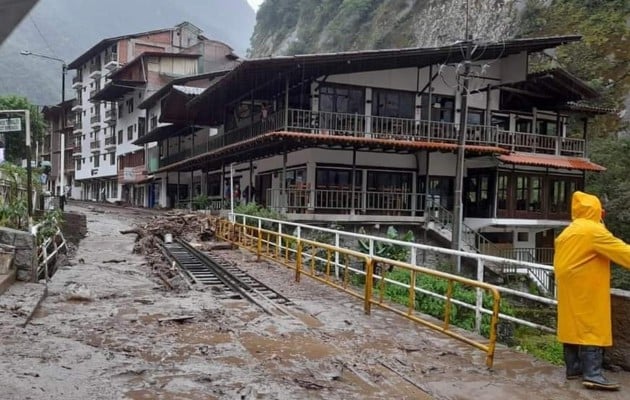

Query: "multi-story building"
<box><xmin>41</xmin><ymin>99</ymin><xmax>76</xmax><ymax>196</ymax></box>
<box><xmin>145</xmin><ymin>35</ymin><xmax>607</xmax><ymax>266</ymax></box>
<box><xmin>67</xmin><ymin>21</ymin><xmax>238</xmax><ymax>202</ymax></box>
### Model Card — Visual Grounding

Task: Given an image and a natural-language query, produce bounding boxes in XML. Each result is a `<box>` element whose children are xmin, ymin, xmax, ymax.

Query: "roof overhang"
<box><xmin>187</xmin><ymin>35</ymin><xmax>582</xmax><ymax>126</ymax></box>
<box><xmin>499</xmin><ymin>68</ymin><xmax>600</xmax><ymax>110</ymax></box>
<box><xmin>90</xmin><ymin>80</ymin><xmax>145</xmax><ymax>101</ymax></box>
<box><xmin>498</xmin><ymin>153</ymin><xmax>605</xmax><ymax>172</ymax></box>
<box><xmin>155</xmin><ymin>131</ymin><xmax>507</xmax><ymax>173</ymax></box>
<box><xmin>132</xmin><ymin>124</ymin><xmax>191</xmax><ymax>146</ymax></box>
<box><xmin>0</xmin><ymin>0</ymin><xmax>38</xmax><ymax>46</ymax></box>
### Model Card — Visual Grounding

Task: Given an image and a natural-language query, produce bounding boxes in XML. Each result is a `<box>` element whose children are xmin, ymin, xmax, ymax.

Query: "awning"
<box><xmin>91</xmin><ymin>80</ymin><xmax>145</xmax><ymax>101</ymax></box>
<box><xmin>132</xmin><ymin>124</ymin><xmax>189</xmax><ymax>146</ymax></box>
<box><xmin>498</xmin><ymin>153</ymin><xmax>606</xmax><ymax>172</ymax></box>
<box><xmin>155</xmin><ymin>131</ymin><xmax>508</xmax><ymax>173</ymax></box>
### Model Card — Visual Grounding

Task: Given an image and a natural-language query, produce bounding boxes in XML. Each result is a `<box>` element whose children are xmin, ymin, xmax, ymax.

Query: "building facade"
<box><xmin>142</xmin><ymin>35</ymin><xmax>606</xmax><ymax>264</ymax></box>
<box><xmin>66</xmin><ymin>21</ymin><xmax>238</xmax><ymax>202</ymax></box>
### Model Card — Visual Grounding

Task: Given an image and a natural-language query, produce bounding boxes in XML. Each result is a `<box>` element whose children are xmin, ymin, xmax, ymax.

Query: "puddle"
<box><xmin>124</xmin><ymin>389</ymin><xmax>216</xmax><ymax>400</ymax></box>
<box><xmin>240</xmin><ymin>332</ymin><xmax>334</xmax><ymax>362</ymax></box>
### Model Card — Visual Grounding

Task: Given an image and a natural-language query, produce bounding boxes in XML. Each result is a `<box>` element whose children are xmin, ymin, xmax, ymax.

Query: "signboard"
<box><xmin>0</xmin><ymin>117</ymin><xmax>22</xmax><ymax>133</ymax></box>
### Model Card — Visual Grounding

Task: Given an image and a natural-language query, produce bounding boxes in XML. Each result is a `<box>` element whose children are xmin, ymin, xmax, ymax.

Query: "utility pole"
<box><xmin>451</xmin><ymin>1</ymin><xmax>473</xmax><ymax>274</ymax></box>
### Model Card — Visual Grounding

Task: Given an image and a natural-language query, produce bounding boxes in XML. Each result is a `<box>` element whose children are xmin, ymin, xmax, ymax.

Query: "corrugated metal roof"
<box><xmin>498</xmin><ymin>153</ymin><xmax>605</xmax><ymax>172</ymax></box>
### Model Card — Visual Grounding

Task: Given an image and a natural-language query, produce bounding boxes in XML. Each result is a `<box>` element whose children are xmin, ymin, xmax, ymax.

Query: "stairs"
<box><xmin>425</xmin><ymin>205</ymin><xmax>554</xmax><ymax>296</ymax></box>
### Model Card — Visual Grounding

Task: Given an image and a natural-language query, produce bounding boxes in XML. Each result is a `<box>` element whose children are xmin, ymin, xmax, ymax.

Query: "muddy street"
<box><xmin>1</xmin><ymin>203</ymin><xmax>628</xmax><ymax>400</ymax></box>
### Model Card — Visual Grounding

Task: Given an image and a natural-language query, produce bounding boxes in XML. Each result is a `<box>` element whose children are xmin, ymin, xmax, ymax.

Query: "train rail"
<box><xmin>159</xmin><ymin>238</ymin><xmax>294</xmax><ymax>316</ymax></box>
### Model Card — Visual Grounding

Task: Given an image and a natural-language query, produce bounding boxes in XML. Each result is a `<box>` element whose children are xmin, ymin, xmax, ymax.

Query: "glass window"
<box><xmin>367</xmin><ymin>171</ymin><xmax>412</xmax><ymax>192</ymax></box>
<box><xmin>530</xmin><ymin>177</ymin><xmax>542</xmax><ymax>212</ymax></box>
<box><xmin>94</xmin><ymin>154</ymin><xmax>100</xmax><ymax>168</ymax></box>
<box><xmin>110</xmin><ymin>152</ymin><xmax>115</xmax><ymax>165</ymax></box>
<box><xmin>117</xmin><ymin>130</ymin><xmax>123</xmax><ymax>144</ymax></box>
<box><xmin>422</xmin><ymin>95</ymin><xmax>455</xmax><ymax>122</ymax></box>
<box><xmin>467</xmin><ymin>109</ymin><xmax>485</xmax><ymax>125</ymax></box>
<box><xmin>319</xmin><ymin>85</ymin><xmax>364</xmax><ymax>114</ymax></box>
<box><xmin>516</xmin><ymin>176</ymin><xmax>528</xmax><ymax>211</ymax></box>
<box><xmin>372</xmin><ymin>89</ymin><xmax>415</xmax><ymax>119</ymax></box>
<box><xmin>537</xmin><ymin>120</ymin><xmax>557</xmax><ymax>136</ymax></box>
<box><xmin>497</xmin><ymin>174</ymin><xmax>508</xmax><ymax>210</ymax></box>
<box><xmin>127</xmin><ymin>126</ymin><xmax>133</xmax><ymax>141</ymax></box>
<box><xmin>316</xmin><ymin>168</ymin><xmax>361</xmax><ymax>189</ymax></box>
<box><xmin>516</xmin><ymin>118</ymin><xmax>532</xmax><ymax>133</ymax></box>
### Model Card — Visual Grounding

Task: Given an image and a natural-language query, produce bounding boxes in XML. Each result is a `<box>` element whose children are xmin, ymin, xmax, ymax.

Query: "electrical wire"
<box><xmin>29</xmin><ymin>16</ymin><xmax>58</xmax><ymax>60</ymax></box>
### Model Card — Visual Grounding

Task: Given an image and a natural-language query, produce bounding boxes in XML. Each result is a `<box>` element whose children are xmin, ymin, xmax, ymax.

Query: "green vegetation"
<box><xmin>0</xmin><ymin>162</ymin><xmax>30</xmax><ymax>229</ymax></box>
<box><xmin>0</xmin><ymin>95</ymin><xmax>46</xmax><ymax>164</ymax></box>
<box><xmin>514</xmin><ymin>328</ymin><xmax>564</xmax><ymax>365</ymax></box>
<box><xmin>234</xmin><ymin>201</ymin><xmax>286</xmax><ymax>230</ymax></box>
<box><xmin>35</xmin><ymin>208</ymin><xmax>64</xmax><ymax>245</ymax></box>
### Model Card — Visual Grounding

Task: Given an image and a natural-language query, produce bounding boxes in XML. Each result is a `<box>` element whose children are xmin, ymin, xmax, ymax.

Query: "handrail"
<box><xmin>217</xmin><ymin>218</ymin><xmax>501</xmax><ymax>367</ymax></box>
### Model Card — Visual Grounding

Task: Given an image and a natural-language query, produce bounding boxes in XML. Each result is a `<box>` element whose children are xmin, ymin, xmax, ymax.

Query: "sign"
<box><xmin>0</xmin><ymin>117</ymin><xmax>22</xmax><ymax>133</ymax></box>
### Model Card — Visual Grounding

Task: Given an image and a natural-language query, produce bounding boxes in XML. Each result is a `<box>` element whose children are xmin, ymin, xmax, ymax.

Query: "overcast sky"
<box><xmin>246</xmin><ymin>0</ymin><xmax>264</xmax><ymax>12</ymax></box>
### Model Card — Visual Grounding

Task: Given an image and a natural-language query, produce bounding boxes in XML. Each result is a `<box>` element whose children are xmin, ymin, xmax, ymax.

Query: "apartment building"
<box><xmin>67</xmin><ymin>21</ymin><xmax>238</xmax><ymax>202</ymax></box>
<box><xmin>41</xmin><ymin>99</ymin><xmax>76</xmax><ymax>196</ymax></box>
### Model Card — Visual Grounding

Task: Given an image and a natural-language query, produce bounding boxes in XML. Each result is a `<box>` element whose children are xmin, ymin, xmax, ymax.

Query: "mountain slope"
<box><xmin>249</xmin><ymin>0</ymin><xmax>521</xmax><ymax>57</ymax></box>
<box><xmin>0</xmin><ymin>0</ymin><xmax>255</xmax><ymax>105</ymax></box>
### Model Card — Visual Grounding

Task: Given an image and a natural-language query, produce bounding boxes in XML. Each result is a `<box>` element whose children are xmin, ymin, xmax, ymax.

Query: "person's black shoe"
<box><xmin>581</xmin><ymin>346</ymin><xmax>620</xmax><ymax>391</ymax></box>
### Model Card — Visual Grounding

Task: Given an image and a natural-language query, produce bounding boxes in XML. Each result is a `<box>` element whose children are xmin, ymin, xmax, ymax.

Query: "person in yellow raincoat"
<box><xmin>554</xmin><ymin>191</ymin><xmax>630</xmax><ymax>391</ymax></box>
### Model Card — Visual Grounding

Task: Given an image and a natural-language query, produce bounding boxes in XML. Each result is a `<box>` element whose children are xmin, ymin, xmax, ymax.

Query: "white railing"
<box><xmin>230</xmin><ymin>212</ymin><xmax>557</xmax><ymax>333</ymax></box>
<box><xmin>31</xmin><ymin>222</ymin><xmax>67</xmax><ymax>281</ymax></box>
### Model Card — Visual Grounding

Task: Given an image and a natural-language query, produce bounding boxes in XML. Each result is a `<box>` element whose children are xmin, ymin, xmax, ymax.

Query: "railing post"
<box><xmin>277</xmin><ymin>223</ymin><xmax>282</xmax><ymax>258</ymax></box>
<box><xmin>475</xmin><ymin>258</ymin><xmax>484</xmax><ymax>334</ymax></box>
<box><xmin>334</xmin><ymin>233</ymin><xmax>340</xmax><ymax>279</ymax></box>
<box><xmin>410</xmin><ymin>247</ymin><xmax>417</xmax><ymax>266</ymax></box>
<box><xmin>364</xmin><ymin>258</ymin><xmax>373</xmax><ymax>314</ymax></box>
<box><xmin>257</xmin><ymin>224</ymin><xmax>262</xmax><ymax>261</ymax></box>
<box><xmin>295</xmin><ymin>239</ymin><xmax>302</xmax><ymax>283</ymax></box>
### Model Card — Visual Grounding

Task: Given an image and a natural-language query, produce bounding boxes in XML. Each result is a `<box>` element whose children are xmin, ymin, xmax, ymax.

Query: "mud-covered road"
<box><xmin>1</xmin><ymin>202</ymin><xmax>628</xmax><ymax>399</ymax></box>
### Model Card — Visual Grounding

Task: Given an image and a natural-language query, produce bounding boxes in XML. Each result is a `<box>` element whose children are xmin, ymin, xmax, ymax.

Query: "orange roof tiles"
<box><xmin>498</xmin><ymin>153</ymin><xmax>606</xmax><ymax>172</ymax></box>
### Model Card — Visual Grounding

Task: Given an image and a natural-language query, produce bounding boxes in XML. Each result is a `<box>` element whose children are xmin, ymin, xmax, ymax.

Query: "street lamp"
<box><xmin>20</xmin><ymin>50</ymin><xmax>68</xmax><ymax>210</ymax></box>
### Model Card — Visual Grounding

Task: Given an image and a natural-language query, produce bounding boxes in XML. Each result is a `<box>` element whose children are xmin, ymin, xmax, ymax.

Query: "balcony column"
<box><xmin>351</xmin><ymin>149</ymin><xmax>356</xmax><ymax>215</ymax></box>
<box><xmin>361</xmin><ymin>170</ymin><xmax>368</xmax><ymax>214</ymax></box>
<box><xmin>281</xmin><ymin>151</ymin><xmax>287</xmax><ymax>212</ymax></box>
<box><xmin>555</xmin><ymin>112</ymin><xmax>561</xmax><ymax>155</ymax></box>
<box><xmin>160</xmin><ymin>175</ymin><xmax>168</xmax><ymax>208</ymax></box>
<box><xmin>201</xmin><ymin>170</ymin><xmax>208</xmax><ymax>197</ymax></box>
<box><xmin>411</xmin><ymin>170</ymin><xmax>417</xmax><ymax>216</ymax></box>
<box><xmin>306</xmin><ymin>161</ymin><xmax>316</xmax><ymax>213</ymax></box>
<box><xmin>248</xmin><ymin>159</ymin><xmax>254</xmax><ymax>203</ymax></box>
<box><xmin>177</xmin><ymin>171</ymin><xmax>180</xmax><ymax>208</ymax></box>
<box><xmin>365</xmin><ymin>88</ymin><xmax>372</xmax><ymax>137</ymax></box>
<box><xmin>284</xmin><ymin>76</ymin><xmax>289</xmax><ymax>131</ymax></box>
<box><xmin>190</xmin><ymin>170</ymin><xmax>194</xmax><ymax>206</ymax></box>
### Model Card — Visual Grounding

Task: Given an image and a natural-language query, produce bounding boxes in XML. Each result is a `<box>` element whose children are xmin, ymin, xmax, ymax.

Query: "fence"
<box><xmin>217</xmin><ymin>214</ymin><xmax>542</xmax><ymax>367</ymax></box>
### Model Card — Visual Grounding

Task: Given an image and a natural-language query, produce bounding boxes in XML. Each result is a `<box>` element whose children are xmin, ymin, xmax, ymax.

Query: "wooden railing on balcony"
<box><xmin>159</xmin><ymin>109</ymin><xmax>587</xmax><ymax>168</ymax></box>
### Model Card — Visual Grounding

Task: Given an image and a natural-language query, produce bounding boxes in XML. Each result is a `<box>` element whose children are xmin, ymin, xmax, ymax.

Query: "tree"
<box><xmin>0</xmin><ymin>95</ymin><xmax>46</xmax><ymax>164</ymax></box>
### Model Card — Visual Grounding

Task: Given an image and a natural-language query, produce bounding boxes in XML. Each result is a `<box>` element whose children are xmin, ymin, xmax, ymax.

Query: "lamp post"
<box><xmin>20</xmin><ymin>50</ymin><xmax>68</xmax><ymax>210</ymax></box>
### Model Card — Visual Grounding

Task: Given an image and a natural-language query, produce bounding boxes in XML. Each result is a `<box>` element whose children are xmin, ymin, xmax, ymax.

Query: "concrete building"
<box><xmin>67</xmin><ymin>21</ymin><xmax>238</xmax><ymax>202</ymax></box>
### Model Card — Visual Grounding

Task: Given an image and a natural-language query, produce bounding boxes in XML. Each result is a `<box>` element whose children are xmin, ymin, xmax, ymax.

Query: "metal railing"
<box><xmin>90</xmin><ymin>140</ymin><xmax>100</xmax><ymax>150</ymax></box>
<box><xmin>105</xmin><ymin>108</ymin><xmax>117</xmax><ymax>122</ymax></box>
<box><xmin>264</xmin><ymin>187</ymin><xmax>424</xmax><ymax>215</ymax></box>
<box><xmin>158</xmin><ymin>109</ymin><xmax>586</xmax><ymax>169</ymax></box>
<box><xmin>90</xmin><ymin>114</ymin><xmax>101</xmax><ymax>124</ymax></box>
<box><xmin>220</xmin><ymin>213</ymin><xmax>557</xmax><ymax>334</ymax></box>
<box><xmin>31</xmin><ymin>222</ymin><xmax>67</xmax><ymax>281</ymax></box>
<box><xmin>104</xmin><ymin>136</ymin><xmax>116</xmax><ymax>147</ymax></box>
<box><xmin>217</xmin><ymin>217</ymin><xmax>502</xmax><ymax>367</ymax></box>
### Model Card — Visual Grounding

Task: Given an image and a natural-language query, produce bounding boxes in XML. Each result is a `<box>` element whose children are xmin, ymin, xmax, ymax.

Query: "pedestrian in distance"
<box><xmin>554</xmin><ymin>191</ymin><xmax>630</xmax><ymax>391</ymax></box>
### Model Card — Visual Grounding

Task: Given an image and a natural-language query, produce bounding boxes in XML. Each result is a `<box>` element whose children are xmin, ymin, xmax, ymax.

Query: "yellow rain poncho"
<box><xmin>554</xmin><ymin>191</ymin><xmax>630</xmax><ymax>346</ymax></box>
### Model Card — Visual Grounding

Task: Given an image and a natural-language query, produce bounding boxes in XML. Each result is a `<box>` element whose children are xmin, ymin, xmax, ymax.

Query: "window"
<box><xmin>94</xmin><ymin>154</ymin><xmax>100</xmax><ymax>167</ymax></box>
<box><xmin>126</xmin><ymin>98</ymin><xmax>134</xmax><ymax>114</ymax></box>
<box><xmin>537</xmin><ymin>119</ymin><xmax>557</xmax><ymax>136</ymax></box>
<box><xmin>138</xmin><ymin>117</ymin><xmax>146</xmax><ymax>137</ymax></box>
<box><xmin>372</xmin><ymin>89</ymin><xmax>415</xmax><ymax>119</ymax></box>
<box><xmin>497</xmin><ymin>174</ymin><xmax>509</xmax><ymax>210</ymax></box>
<box><xmin>516</xmin><ymin>117</ymin><xmax>532</xmax><ymax>133</ymax></box>
<box><xmin>517</xmin><ymin>232</ymin><xmax>529</xmax><ymax>242</ymax></box>
<box><xmin>150</xmin><ymin>115</ymin><xmax>158</xmax><ymax>130</ymax></box>
<box><xmin>549</xmin><ymin>178</ymin><xmax>578</xmax><ymax>214</ymax></box>
<box><xmin>117</xmin><ymin>130</ymin><xmax>123</xmax><ymax>144</ymax></box>
<box><xmin>127</xmin><ymin>126</ymin><xmax>133</xmax><ymax>141</ymax></box>
<box><xmin>76</xmin><ymin>159</ymin><xmax>81</xmax><ymax>171</ymax></box>
<box><xmin>367</xmin><ymin>171</ymin><xmax>412</xmax><ymax>192</ymax></box>
<box><xmin>110</xmin><ymin>152</ymin><xmax>115</xmax><ymax>165</ymax></box>
<box><xmin>467</xmin><ymin>109</ymin><xmax>485</xmax><ymax>125</ymax></box>
<box><xmin>319</xmin><ymin>85</ymin><xmax>364</xmax><ymax>114</ymax></box>
<box><xmin>118</xmin><ymin>102</ymin><xmax>123</xmax><ymax>117</ymax></box>
<box><xmin>516</xmin><ymin>175</ymin><xmax>543</xmax><ymax>212</ymax></box>
<box><xmin>111</xmin><ymin>182</ymin><xmax>118</xmax><ymax>198</ymax></box>
<box><xmin>516</xmin><ymin>176</ymin><xmax>528</xmax><ymax>211</ymax></box>
<box><xmin>422</xmin><ymin>95</ymin><xmax>455</xmax><ymax>122</ymax></box>
<box><xmin>316</xmin><ymin>168</ymin><xmax>361</xmax><ymax>189</ymax></box>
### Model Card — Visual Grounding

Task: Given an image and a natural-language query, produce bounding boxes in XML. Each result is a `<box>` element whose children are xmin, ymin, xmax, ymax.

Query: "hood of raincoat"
<box><xmin>571</xmin><ymin>191</ymin><xmax>602</xmax><ymax>222</ymax></box>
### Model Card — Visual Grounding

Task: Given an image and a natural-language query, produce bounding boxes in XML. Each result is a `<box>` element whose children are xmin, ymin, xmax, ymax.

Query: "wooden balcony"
<box><xmin>195</xmin><ymin>109</ymin><xmax>586</xmax><ymax>160</ymax></box>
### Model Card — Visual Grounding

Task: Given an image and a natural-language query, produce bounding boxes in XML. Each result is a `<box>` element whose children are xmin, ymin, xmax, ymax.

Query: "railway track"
<box><xmin>159</xmin><ymin>238</ymin><xmax>294</xmax><ymax>316</ymax></box>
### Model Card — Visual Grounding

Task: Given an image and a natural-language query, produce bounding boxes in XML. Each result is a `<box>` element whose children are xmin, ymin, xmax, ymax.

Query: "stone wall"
<box><xmin>0</xmin><ymin>228</ymin><xmax>37</xmax><ymax>282</ymax></box>
<box><xmin>608</xmin><ymin>289</ymin><xmax>630</xmax><ymax>371</ymax></box>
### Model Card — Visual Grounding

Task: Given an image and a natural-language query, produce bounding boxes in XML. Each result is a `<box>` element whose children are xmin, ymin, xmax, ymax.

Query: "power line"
<box><xmin>29</xmin><ymin>16</ymin><xmax>58</xmax><ymax>60</ymax></box>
